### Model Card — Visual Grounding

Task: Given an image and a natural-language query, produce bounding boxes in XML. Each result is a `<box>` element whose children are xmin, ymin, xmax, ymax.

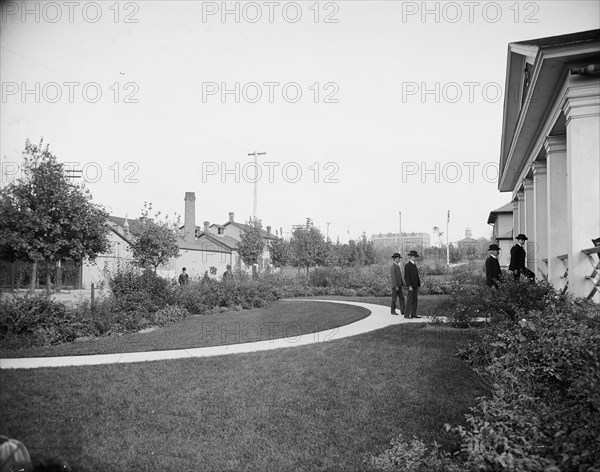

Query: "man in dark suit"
<box><xmin>404</xmin><ymin>250</ymin><xmax>421</xmax><ymax>319</ymax></box>
<box><xmin>509</xmin><ymin>234</ymin><xmax>533</xmax><ymax>281</ymax></box>
<box><xmin>485</xmin><ymin>243</ymin><xmax>503</xmax><ymax>288</ymax></box>
<box><xmin>390</xmin><ymin>253</ymin><xmax>405</xmax><ymax>315</ymax></box>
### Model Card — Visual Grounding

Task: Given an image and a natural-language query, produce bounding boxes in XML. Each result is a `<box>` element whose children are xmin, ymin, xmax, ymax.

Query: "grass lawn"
<box><xmin>0</xmin><ymin>296</ymin><xmax>448</xmax><ymax>359</ymax></box>
<box><xmin>0</xmin><ymin>299</ymin><xmax>371</xmax><ymax>358</ymax></box>
<box><xmin>0</xmin><ymin>318</ymin><xmax>486</xmax><ymax>471</ymax></box>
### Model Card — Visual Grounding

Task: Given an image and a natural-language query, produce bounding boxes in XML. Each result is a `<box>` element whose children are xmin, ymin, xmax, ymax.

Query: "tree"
<box><xmin>289</xmin><ymin>223</ymin><xmax>327</xmax><ymax>274</ymax></box>
<box><xmin>237</xmin><ymin>218</ymin><xmax>265</xmax><ymax>277</ymax></box>
<box><xmin>130</xmin><ymin>202</ymin><xmax>180</xmax><ymax>274</ymax></box>
<box><xmin>0</xmin><ymin>139</ymin><xmax>110</xmax><ymax>292</ymax></box>
<box><xmin>270</xmin><ymin>237</ymin><xmax>291</xmax><ymax>268</ymax></box>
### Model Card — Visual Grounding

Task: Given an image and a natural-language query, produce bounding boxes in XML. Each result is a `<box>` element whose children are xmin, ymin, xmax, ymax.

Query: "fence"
<box><xmin>0</xmin><ymin>260</ymin><xmax>82</xmax><ymax>290</ymax></box>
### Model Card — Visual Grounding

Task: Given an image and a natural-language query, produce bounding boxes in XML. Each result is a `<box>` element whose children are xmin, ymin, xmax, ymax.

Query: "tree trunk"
<box><xmin>46</xmin><ymin>259</ymin><xmax>51</xmax><ymax>295</ymax></box>
<box><xmin>31</xmin><ymin>260</ymin><xmax>37</xmax><ymax>290</ymax></box>
<box><xmin>56</xmin><ymin>261</ymin><xmax>62</xmax><ymax>291</ymax></box>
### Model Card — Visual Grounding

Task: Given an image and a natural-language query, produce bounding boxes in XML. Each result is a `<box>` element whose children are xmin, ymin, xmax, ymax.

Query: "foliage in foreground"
<box><xmin>371</xmin><ymin>279</ymin><xmax>600</xmax><ymax>472</ymax></box>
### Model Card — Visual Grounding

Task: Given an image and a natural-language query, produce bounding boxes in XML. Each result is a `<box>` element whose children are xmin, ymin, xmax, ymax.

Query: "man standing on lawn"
<box><xmin>390</xmin><ymin>253</ymin><xmax>405</xmax><ymax>315</ymax></box>
<box><xmin>404</xmin><ymin>250</ymin><xmax>421</xmax><ymax>319</ymax></box>
<box><xmin>486</xmin><ymin>243</ymin><xmax>503</xmax><ymax>288</ymax></box>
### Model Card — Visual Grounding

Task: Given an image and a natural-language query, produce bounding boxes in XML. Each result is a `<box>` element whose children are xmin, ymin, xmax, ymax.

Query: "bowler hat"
<box><xmin>488</xmin><ymin>243</ymin><xmax>500</xmax><ymax>251</ymax></box>
<box><xmin>408</xmin><ymin>250</ymin><xmax>419</xmax><ymax>257</ymax></box>
<box><xmin>391</xmin><ymin>252</ymin><xmax>402</xmax><ymax>259</ymax></box>
<box><xmin>516</xmin><ymin>234</ymin><xmax>528</xmax><ymax>241</ymax></box>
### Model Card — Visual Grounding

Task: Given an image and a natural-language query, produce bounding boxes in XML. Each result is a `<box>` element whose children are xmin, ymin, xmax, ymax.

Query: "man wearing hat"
<box><xmin>404</xmin><ymin>250</ymin><xmax>421</xmax><ymax>319</ymax></box>
<box><xmin>509</xmin><ymin>234</ymin><xmax>528</xmax><ymax>281</ymax></box>
<box><xmin>486</xmin><ymin>243</ymin><xmax>502</xmax><ymax>288</ymax></box>
<box><xmin>390</xmin><ymin>253</ymin><xmax>405</xmax><ymax>315</ymax></box>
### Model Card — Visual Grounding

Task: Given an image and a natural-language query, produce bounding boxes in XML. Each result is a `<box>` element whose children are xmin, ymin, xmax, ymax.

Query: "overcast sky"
<box><xmin>1</xmin><ymin>1</ymin><xmax>598</xmax><ymax>244</ymax></box>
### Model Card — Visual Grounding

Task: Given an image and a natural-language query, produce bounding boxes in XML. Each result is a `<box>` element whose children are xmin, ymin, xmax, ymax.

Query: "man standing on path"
<box><xmin>390</xmin><ymin>253</ymin><xmax>405</xmax><ymax>315</ymax></box>
<box><xmin>404</xmin><ymin>250</ymin><xmax>421</xmax><ymax>319</ymax></box>
<box><xmin>486</xmin><ymin>243</ymin><xmax>503</xmax><ymax>288</ymax></box>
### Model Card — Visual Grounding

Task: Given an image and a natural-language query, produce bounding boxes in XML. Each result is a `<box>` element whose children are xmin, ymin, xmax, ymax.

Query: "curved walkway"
<box><xmin>0</xmin><ymin>300</ymin><xmax>432</xmax><ymax>370</ymax></box>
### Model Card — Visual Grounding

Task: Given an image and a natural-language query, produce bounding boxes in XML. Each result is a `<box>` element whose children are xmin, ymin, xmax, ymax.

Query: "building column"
<box><xmin>532</xmin><ymin>162</ymin><xmax>548</xmax><ymax>278</ymax></box>
<box><xmin>565</xmin><ymin>88</ymin><xmax>600</xmax><ymax>300</ymax></box>
<box><xmin>544</xmin><ymin>135</ymin><xmax>568</xmax><ymax>291</ymax></box>
<box><xmin>523</xmin><ymin>179</ymin><xmax>535</xmax><ymax>271</ymax></box>
<box><xmin>517</xmin><ymin>190</ymin><xmax>525</xmax><ymax>236</ymax></box>
<box><xmin>511</xmin><ymin>199</ymin><xmax>519</xmax><ymax>240</ymax></box>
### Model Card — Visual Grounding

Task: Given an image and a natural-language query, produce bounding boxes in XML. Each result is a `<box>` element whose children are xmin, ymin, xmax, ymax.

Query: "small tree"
<box><xmin>237</xmin><ymin>218</ymin><xmax>265</xmax><ymax>277</ymax></box>
<box><xmin>270</xmin><ymin>237</ymin><xmax>291</xmax><ymax>269</ymax></box>
<box><xmin>289</xmin><ymin>223</ymin><xmax>327</xmax><ymax>274</ymax></box>
<box><xmin>130</xmin><ymin>202</ymin><xmax>180</xmax><ymax>274</ymax></box>
<box><xmin>0</xmin><ymin>139</ymin><xmax>110</xmax><ymax>292</ymax></box>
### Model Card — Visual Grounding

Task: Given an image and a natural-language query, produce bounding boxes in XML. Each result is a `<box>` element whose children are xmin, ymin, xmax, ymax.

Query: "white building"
<box><xmin>487</xmin><ymin>203</ymin><xmax>513</xmax><ymax>268</ymax></box>
<box><xmin>496</xmin><ymin>29</ymin><xmax>600</xmax><ymax>301</ymax></box>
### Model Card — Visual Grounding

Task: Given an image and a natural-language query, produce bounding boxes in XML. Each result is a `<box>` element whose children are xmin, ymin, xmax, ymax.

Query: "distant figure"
<box><xmin>485</xmin><ymin>243</ymin><xmax>503</xmax><ymax>288</ymax></box>
<box><xmin>390</xmin><ymin>253</ymin><xmax>405</xmax><ymax>316</ymax></box>
<box><xmin>178</xmin><ymin>267</ymin><xmax>189</xmax><ymax>286</ymax></box>
<box><xmin>404</xmin><ymin>250</ymin><xmax>421</xmax><ymax>319</ymax></box>
<box><xmin>222</xmin><ymin>264</ymin><xmax>233</xmax><ymax>282</ymax></box>
<box><xmin>509</xmin><ymin>234</ymin><xmax>535</xmax><ymax>281</ymax></box>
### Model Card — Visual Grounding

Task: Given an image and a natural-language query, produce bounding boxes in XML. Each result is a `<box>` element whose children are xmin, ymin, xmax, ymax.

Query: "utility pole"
<box><xmin>326</xmin><ymin>222</ymin><xmax>331</xmax><ymax>241</ymax></box>
<box><xmin>446</xmin><ymin>210</ymin><xmax>450</xmax><ymax>267</ymax></box>
<box><xmin>398</xmin><ymin>211</ymin><xmax>402</xmax><ymax>254</ymax></box>
<box><xmin>248</xmin><ymin>151</ymin><xmax>266</xmax><ymax>220</ymax></box>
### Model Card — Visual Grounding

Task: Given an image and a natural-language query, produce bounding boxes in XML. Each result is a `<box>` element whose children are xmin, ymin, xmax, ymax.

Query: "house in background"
<box><xmin>166</xmin><ymin>192</ymin><xmax>279</xmax><ymax>279</ymax></box>
<box><xmin>487</xmin><ymin>203</ymin><xmax>513</xmax><ymax>267</ymax></box>
<box><xmin>496</xmin><ymin>29</ymin><xmax>599</xmax><ymax>301</ymax></box>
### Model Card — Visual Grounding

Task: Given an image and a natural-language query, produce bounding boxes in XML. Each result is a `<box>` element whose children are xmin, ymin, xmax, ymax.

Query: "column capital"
<box><xmin>512</xmin><ymin>199</ymin><xmax>519</xmax><ymax>211</ymax></box>
<box><xmin>532</xmin><ymin>161</ymin><xmax>547</xmax><ymax>176</ymax></box>
<box><xmin>564</xmin><ymin>86</ymin><xmax>600</xmax><ymax>126</ymax></box>
<box><xmin>517</xmin><ymin>190</ymin><xmax>525</xmax><ymax>202</ymax></box>
<box><xmin>523</xmin><ymin>178</ymin><xmax>534</xmax><ymax>191</ymax></box>
<box><xmin>544</xmin><ymin>135</ymin><xmax>567</xmax><ymax>155</ymax></box>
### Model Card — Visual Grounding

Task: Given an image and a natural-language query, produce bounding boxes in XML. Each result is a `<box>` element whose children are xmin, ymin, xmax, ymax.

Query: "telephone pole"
<box><xmin>248</xmin><ymin>151</ymin><xmax>266</xmax><ymax>220</ymax></box>
<box><xmin>398</xmin><ymin>211</ymin><xmax>402</xmax><ymax>254</ymax></box>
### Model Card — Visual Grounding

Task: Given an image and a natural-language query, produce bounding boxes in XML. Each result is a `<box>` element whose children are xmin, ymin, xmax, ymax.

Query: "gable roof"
<box><xmin>487</xmin><ymin>202</ymin><xmax>513</xmax><ymax>224</ymax></box>
<box><xmin>223</xmin><ymin>221</ymin><xmax>279</xmax><ymax>240</ymax></box>
<box><xmin>499</xmin><ymin>29</ymin><xmax>600</xmax><ymax>192</ymax></box>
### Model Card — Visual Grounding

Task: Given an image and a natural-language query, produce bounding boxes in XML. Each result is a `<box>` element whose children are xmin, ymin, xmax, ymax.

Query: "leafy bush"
<box><xmin>106</xmin><ymin>263</ymin><xmax>177</xmax><ymax>314</ymax></box>
<box><xmin>440</xmin><ymin>276</ymin><xmax>555</xmax><ymax>327</ymax></box>
<box><xmin>453</xmin><ymin>296</ymin><xmax>600</xmax><ymax>471</ymax></box>
<box><xmin>0</xmin><ymin>294</ymin><xmax>99</xmax><ymax>347</ymax></box>
<box><xmin>369</xmin><ymin>433</ymin><xmax>460</xmax><ymax>472</ymax></box>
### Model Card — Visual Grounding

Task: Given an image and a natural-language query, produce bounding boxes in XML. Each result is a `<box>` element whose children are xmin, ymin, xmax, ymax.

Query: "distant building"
<box><xmin>458</xmin><ymin>227</ymin><xmax>484</xmax><ymax>258</ymax></box>
<box><xmin>371</xmin><ymin>232</ymin><xmax>431</xmax><ymax>254</ymax></box>
<box><xmin>495</xmin><ymin>29</ymin><xmax>599</xmax><ymax>301</ymax></box>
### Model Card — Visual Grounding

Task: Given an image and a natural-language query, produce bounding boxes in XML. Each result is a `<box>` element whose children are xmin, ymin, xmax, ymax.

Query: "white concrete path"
<box><xmin>0</xmin><ymin>300</ymin><xmax>432</xmax><ymax>370</ymax></box>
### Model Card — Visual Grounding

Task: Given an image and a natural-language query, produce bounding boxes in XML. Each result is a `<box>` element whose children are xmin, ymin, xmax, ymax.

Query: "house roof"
<box><xmin>487</xmin><ymin>202</ymin><xmax>513</xmax><ymax>224</ymax></box>
<box><xmin>499</xmin><ymin>29</ymin><xmax>600</xmax><ymax>193</ymax></box>
<box><xmin>107</xmin><ymin>215</ymin><xmax>145</xmax><ymax>234</ymax></box>
<box><xmin>223</xmin><ymin>221</ymin><xmax>278</xmax><ymax>240</ymax></box>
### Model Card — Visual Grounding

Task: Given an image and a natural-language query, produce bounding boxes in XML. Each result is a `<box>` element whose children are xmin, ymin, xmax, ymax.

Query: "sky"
<box><xmin>1</xmin><ymin>0</ymin><xmax>599</xmax><ymax>245</ymax></box>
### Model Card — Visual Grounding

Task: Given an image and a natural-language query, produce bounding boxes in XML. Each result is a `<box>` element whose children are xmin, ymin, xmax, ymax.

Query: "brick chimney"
<box><xmin>266</xmin><ymin>226</ymin><xmax>271</xmax><ymax>235</ymax></box>
<box><xmin>229</xmin><ymin>212</ymin><xmax>234</xmax><ymax>223</ymax></box>
<box><xmin>184</xmin><ymin>192</ymin><xmax>196</xmax><ymax>243</ymax></box>
<box><xmin>203</xmin><ymin>221</ymin><xmax>210</xmax><ymax>233</ymax></box>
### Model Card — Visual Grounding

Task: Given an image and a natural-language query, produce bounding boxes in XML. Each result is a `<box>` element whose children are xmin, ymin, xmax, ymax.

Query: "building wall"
<box><xmin>81</xmin><ymin>230</ymin><xmax>133</xmax><ymax>289</ymax></box>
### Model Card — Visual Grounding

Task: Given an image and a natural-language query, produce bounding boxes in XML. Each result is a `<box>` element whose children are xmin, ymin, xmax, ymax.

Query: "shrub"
<box><xmin>106</xmin><ymin>263</ymin><xmax>177</xmax><ymax>314</ymax></box>
<box><xmin>453</xmin><ymin>297</ymin><xmax>600</xmax><ymax>471</ymax></box>
<box><xmin>369</xmin><ymin>433</ymin><xmax>461</xmax><ymax>472</ymax></box>
<box><xmin>152</xmin><ymin>305</ymin><xmax>190</xmax><ymax>326</ymax></box>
